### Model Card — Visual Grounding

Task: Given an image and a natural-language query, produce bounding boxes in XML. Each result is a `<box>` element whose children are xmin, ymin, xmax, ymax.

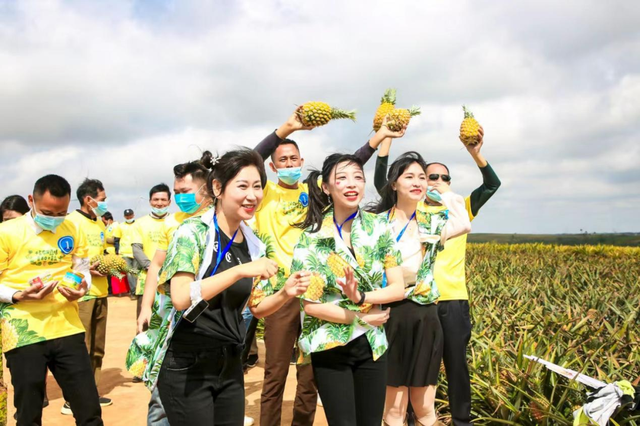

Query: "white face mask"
<box><xmin>125</xmin><ymin>218</ymin><xmax>134</xmax><ymax>224</ymax></box>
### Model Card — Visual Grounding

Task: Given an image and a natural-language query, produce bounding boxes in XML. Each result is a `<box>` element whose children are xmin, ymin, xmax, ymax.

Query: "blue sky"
<box><xmin>0</xmin><ymin>0</ymin><xmax>639</xmax><ymax>233</ymax></box>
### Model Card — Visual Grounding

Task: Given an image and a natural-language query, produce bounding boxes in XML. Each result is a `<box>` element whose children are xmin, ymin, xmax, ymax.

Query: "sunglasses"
<box><xmin>428</xmin><ymin>174</ymin><xmax>451</xmax><ymax>182</ymax></box>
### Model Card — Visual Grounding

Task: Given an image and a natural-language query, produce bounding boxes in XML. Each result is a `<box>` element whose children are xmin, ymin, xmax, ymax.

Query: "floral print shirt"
<box><xmin>291</xmin><ymin>209</ymin><xmax>403</xmax><ymax>363</ymax></box>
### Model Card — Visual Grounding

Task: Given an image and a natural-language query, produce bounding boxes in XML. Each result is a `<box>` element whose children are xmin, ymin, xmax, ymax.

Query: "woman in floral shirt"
<box><xmin>135</xmin><ymin>149</ymin><xmax>310</xmax><ymax>426</ymax></box>
<box><xmin>374</xmin><ymin>152</ymin><xmax>471</xmax><ymax>426</ymax></box>
<box><xmin>291</xmin><ymin>153</ymin><xmax>405</xmax><ymax>426</ymax></box>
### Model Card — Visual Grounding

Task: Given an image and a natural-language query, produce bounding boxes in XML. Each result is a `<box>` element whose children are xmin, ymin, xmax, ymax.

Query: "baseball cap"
<box><xmin>124</xmin><ymin>209</ymin><xmax>134</xmax><ymax>216</ymax></box>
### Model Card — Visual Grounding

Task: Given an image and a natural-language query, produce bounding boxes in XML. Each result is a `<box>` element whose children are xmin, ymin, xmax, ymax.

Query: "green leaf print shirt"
<box><xmin>291</xmin><ymin>209</ymin><xmax>403</xmax><ymax>363</ymax></box>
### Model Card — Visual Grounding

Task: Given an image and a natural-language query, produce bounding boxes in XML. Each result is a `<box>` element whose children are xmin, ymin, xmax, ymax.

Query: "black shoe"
<box><xmin>246</xmin><ymin>354</ymin><xmax>258</xmax><ymax>368</ymax></box>
<box><xmin>132</xmin><ymin>376</ymin><xmax>143</xmax><ymax>383</ymax></box>
<box><xmin>61</xmin><ymin>402</ymin><xmax>72</xmax><ymax>415</ymax></box>
<box><xmin>99</xmin><ymin>396</ymin><xmax>113</xmax><ymax>407</ymax></box>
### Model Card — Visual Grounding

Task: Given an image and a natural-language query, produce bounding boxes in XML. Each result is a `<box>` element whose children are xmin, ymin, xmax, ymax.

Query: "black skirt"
<box><xmin>384</xmin><ymin>299</ymin><xmax>444</xmax><ymax>387</ymax></box>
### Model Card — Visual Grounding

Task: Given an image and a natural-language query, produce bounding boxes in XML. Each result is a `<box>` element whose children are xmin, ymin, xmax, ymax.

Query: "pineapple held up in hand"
<box><xmin>460</xmin><ymin>105</ymin><xmax>481</xmax><ymax>145</ymax></box>
<box><xmin>296</xmin><ymin>102</ymin><xmax>356</xmax><ymax>127</ymax></box>
<box><xmin>373</xmin><ymin>88</ymin><xmax>397</xmax><ymax>131</ymax></box>
<box><xmin>385</xmin><ymin>106</ymin><xmax>421</xmax><ymax>132</ymax></box>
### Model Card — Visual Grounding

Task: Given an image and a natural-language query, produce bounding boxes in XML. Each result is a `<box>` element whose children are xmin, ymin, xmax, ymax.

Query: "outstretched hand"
<box><xmin>379</xmin><ymin>116</ymin><xmax>407</xmax><ymax>139</ymax></box>
<box><xmin>58</xmin><ymin>279</ymin><xmax>88</xmax><ymax>302</ymax></box>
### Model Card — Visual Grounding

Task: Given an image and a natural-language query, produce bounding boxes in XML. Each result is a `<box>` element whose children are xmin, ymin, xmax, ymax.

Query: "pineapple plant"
<box><xmin>373</xmin><ymin>88</ymin><xmax>397</xmax><ymax>131</ymax></box>
<box><xmin>385</xmin><ymin>106</ymin><xmax>421</xmax><ymax>131</ymax></box>
<box><xmin>303</xmin><ymin>274</ymin><xmax>325</xmax><ymax>301</ymax></box>
<box><xmin>296</xmin><ymin>102</ymin><xmax>356</xmax><ymax>127</ymax></box>
<box><xmin>459</xmin><ymin>105</ymin><xmax>481</xmax><ymax>145</ymax></box>
<box><xmin>90</xmin><ymin>254</ymin><xmax>131</xmax><ymax>278</ymax></box>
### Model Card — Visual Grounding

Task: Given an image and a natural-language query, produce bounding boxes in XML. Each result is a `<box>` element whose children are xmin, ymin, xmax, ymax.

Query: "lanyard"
<box><xmin>387</xmin><ymin>208</ymin><xmax>417</xmax><ymax>242</ymax></box>
<box><xmin>333</xmin><ymin>211</ymin><xmax>358</xmax><ymax>240</ymax></box>
<box><xmin>209</xmin><ymin>212</ymin><xmax>239</xmax><ymax>277</ymax></box>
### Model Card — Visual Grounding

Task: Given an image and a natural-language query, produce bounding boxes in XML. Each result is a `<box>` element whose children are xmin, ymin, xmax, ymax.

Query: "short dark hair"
<box><xmin>207</xmin><ymin>148</ymin><xmax>267</xmax><ymax>200</ymax></box>
<box><xmin>426</xmin><ymin>162</ymin><xmax>450</xmax><ymax>176</ymax></box>
<box><xmin>0</xmin><ymin>195</ymin><xmax>30</xmax><ymax>221</ymax></box>
<box><xmin>150</xmin><ymin>183</ymin><xmax>171</xmax><ymax>200</ymax></box>
<box><xmin>76</xmin><ymin>178</ymin><xmax>104</xmax><ymax>206</ymax></box>
<box><xmin>271</xmin><ymin>139</ymin><xmax>300</xmax><ymax>161</ymax></box>
<box><xmin>102</xmin><ymin>212</ymin><xmax>114</xmax><ymax>221</ymax></box>
<box><xmin>173</xmin><ymin>151</ymin><xmax>214</xmax><ymax>184</ymax></box>
<box><xmin>33</xmin><ymin>174</ymin><xmax>72</xmax><ymax>199</ymax></box>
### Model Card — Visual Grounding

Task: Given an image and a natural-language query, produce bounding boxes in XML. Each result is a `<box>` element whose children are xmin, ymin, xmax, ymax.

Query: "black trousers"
<box><xmin>157</xmin><ymin>343</ymin><xmax>245</xmax><ymax>426</ymax></box>
<box><xmin>310</xmin><ymin>334</ymin><xmax>387</xmax><ymax>426</ymax></box>
<box><xmin>438</xmin><ymin>300</ymin><xmax>473</xmax><ymax>426</ymax></box>
<box><xmin>5</xmin><ymin>333</ymin><xmax>103</xmax><ymax>426</ymax></box>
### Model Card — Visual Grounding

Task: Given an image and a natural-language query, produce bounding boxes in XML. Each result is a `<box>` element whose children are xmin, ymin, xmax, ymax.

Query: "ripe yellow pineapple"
<box><xmin>303</xmin><ymin>274</ymin><xmax>325</xmax><ymax>301</ymax></box>
<box><xmin>373</xmin><ymin>88</ymin><xmax>397</xmax><ymax>131</ymax></box>
<box><xmin>2</xmin><ymin>321</ymin><xmax>19</xmax><ymax>352</ymax></box>
<box><xmin>385</xmin><ymin>107</ymin><xmax>421</xmax><ymax>132</ymax></box>
<box><xmin>128</xmin><ymin>358</ymin><xmax>148</xmax><ymax>378</ymax></box>
<box><xmin>327</xmin><ymin>252</ymin><xmax>351</xmax><ymax>278</ymax></box>
<box><xmin>460</xmin><ymin>105</ymin><xmax>481</xmax><ymax>145</ymax></box>
<box><xmin>91</xmin><ymin>254</ymin><xmax>130</xmax><ymax>277</ymax></box>
<box><xmin>297</xmin><ymin>102</ymin><xmax>356</xmax><ymax>127</ymax></box>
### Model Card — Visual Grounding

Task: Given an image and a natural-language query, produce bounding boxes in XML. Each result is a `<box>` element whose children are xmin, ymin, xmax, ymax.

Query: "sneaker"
<box><xmin>99</xmin><ymin>396</ymin><xmax>113</xmax><ymax>407</ymax></box>
<box><xmin>244</xmin><ymin>416</ymin><xmax>255</xmax><ymax>426</ymax></box>
<box><xmin>246</xmin><ymin>354</ymin><xmax>258</xmax><ymax>368</ymax></box>
<box><xmin>61</xmin><ymin>402</ymin><xmax>73</xmax><ymax>415</ymax></box>
<box><xmin>132</xmin><ymin>376</ymin><xmax>143</xmax><ymax>383</ymax></box>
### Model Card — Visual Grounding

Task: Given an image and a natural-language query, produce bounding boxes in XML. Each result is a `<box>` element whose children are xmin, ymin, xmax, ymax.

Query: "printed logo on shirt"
<box><xmin>299</xmin><ymin>192</ymin><xmax>309</xmax><ymax>207</ymax></box>
<box><xmin>225</xmin><ymin>252</ymin><xmax>232</xmax><ymax>263</ymax></box>
<box><xmin>100</xmin><ymin>232</ymin><xmax>105</xmax><ymax>243</ymax></box>
<box><xmin>57</xmin><ymin>236</ymin><xmax>75</xmax><ymax>255</ymax></box>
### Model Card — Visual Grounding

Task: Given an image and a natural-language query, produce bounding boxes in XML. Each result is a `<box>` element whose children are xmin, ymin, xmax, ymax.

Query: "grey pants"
<box><xmin>124</xmin><ymin>257</ymin><xmax>138</xmax><ymax>296</ymax></box>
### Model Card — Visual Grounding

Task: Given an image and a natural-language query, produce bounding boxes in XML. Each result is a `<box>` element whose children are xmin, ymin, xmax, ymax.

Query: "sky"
<box><xmin>0</xmin><ymin>0</ymin><xmax>638</xmax><ymax>234</ymax></box>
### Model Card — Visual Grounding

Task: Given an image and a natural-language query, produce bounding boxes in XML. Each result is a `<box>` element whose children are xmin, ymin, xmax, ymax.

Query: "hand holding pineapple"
<box><xmin>459</xmin><ymin>105</ymin><xmax>482</xmax><ymax>146</ymax></box>
<box><xmin>284</xmin><ymin>271</ymin><xmax>311</xmax><ymax>298</ymax></box>
<box><xmin>373</xmin><ymin>88</ymin><xmax>421</xmax><ymax>132</ymax></box>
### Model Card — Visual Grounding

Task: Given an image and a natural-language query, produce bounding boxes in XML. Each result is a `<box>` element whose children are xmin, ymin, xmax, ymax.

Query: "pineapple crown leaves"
<box><xmin>462</xmin><ymin>105</ymin><xmax>475</xmax><ymax>119</ymax></box>
<box><xmin>330</xmin><ymin>107</ymin><xmax>357</xmax><ymax>122</ymax></box>
<box><xmin>406</xmin><ymin>106</ymin><xmax>421</xmax><ymax>117</ymax></box>
<box><xmin>380</xmin><ymin>88</ymin><xmax>397</xmax><ymax>105</ymax></box>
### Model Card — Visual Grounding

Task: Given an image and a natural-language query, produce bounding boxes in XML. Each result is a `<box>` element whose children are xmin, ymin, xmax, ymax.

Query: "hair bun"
<box><xmin>199</xmin><ymin>150</ymin><xmax>216</xmax><ymax>170</ymax></box>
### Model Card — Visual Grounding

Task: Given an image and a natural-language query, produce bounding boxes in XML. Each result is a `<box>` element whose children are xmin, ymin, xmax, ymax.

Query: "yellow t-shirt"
<box><xmin>0</xmin><ymin>215</ymin><xmax>89</xmax><ymax>352</ymax></box>
<box><xmin>157</xmin><ymin>212</ymin><xmax>196</xmax><ymax>251</ymax></box>
<box><xmin>132</xmin><ymin>215</ymin><xmax>166</xmax><ymax>295</ymax></box>
<box><xmin>420</xmin><ymin>196</ymin><xmax>475</xmax><ymax>301</ymax></box>
<box><xmin>114</xmin><ymin>221</ymin><xmax>137</xmax><ymax>258</ymax></box>
<box><xmin>253</xmin><ymin>180</ymin><xmax>309</xmax><ymax>278</ymax></box>
<box><xmin>104</xmin><ymin>221</ymin><xmax>119</xmax><ymax>255</ymax></box>
<box><xmin>67</xmin><ymin>211</ymin><xmax>108</xmax><ymax>299</ymax></box>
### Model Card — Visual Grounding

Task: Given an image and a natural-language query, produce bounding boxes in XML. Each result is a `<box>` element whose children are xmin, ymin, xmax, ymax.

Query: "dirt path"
<box><xmin>5</xmin><ymin>296</ymin><xmax>328</xmax><ymax>425</ymax></box>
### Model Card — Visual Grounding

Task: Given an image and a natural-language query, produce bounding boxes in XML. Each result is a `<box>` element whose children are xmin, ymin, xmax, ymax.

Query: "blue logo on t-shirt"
<box><xmin>58</xmin><ymin>236</ymin><xmax>75</xmax><ymax>255</ymax></box>
<box><xmin>100</xmin><ymin>232</ymin><xmax>105</xmax><ymax>243</ymax></box>
<box><xmin>299</xmin><ymin>192</ymin><xmax>309</xmax><ymax>207</ymax></box>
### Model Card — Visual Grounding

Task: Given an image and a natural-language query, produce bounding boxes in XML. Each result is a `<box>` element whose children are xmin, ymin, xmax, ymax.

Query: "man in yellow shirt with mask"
<box><xmin>113</xmin><ymin>208</ymin><xmax>137</xmax><ymax>299</ymax></box>
<box><xmin>65</xmin><ymin>178</ymin><xmax>113</xmax><ymax>413</ymax></box>
<box><xmin>0</xmin><ymin>174</ymin><xmax>102</xmax><ymax>425</ymax></box>
<box><xmin>132</xmin><ymin>184</ymin><xmax>171</xmax><ymax>318</ymax></box>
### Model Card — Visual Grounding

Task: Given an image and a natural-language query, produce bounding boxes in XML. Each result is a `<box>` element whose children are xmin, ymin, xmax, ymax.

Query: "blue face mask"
<box><xmin>151</xmin><ymin>206</ymin><xmax>169</xmax><ymax>216</ymax></box>
<box><xmin>277</xmin><ymin>167</ymin><xmax>302</xmax><ymax>186</ymax></box>
<box><xmin>426</xmin><ymin>187</ymin><xmax>442</xmax><ymax>203</ymax></box>
<box><xmin>175</xmin><ymin>193</ymin><xmax>202</xmax><ymax>214</ymax></box>
<box><xmin>91</xmin><ymin>200</ymin><xmax>108</xmax><ymax>217</ymax></box>
<box><xmin>33</xmin><ymin>211</ymin><xmax>65</xmax><ymax>232</ymax></box>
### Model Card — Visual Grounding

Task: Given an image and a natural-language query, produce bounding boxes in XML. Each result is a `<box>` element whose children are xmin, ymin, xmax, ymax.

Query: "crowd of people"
<box><xmin>0</xmin><ymin>108</ymin><xmax>500</xmax><ymax>426</ymax></box>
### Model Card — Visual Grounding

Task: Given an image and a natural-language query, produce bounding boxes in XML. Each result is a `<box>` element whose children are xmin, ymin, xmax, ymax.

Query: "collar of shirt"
<box><xmin>76</xmin><ymin>209</ymin><xmax>96</xmax><ymax>221</ymax></box>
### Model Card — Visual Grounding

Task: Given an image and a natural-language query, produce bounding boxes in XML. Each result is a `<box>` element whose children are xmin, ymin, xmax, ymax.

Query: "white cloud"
<box><xmin>0</xmin><ymin>0</ymin><xmax>639</xmax><ymax>233</ymax></box>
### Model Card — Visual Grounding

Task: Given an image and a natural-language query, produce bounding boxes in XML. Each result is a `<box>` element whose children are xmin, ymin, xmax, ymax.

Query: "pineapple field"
<box><xmin>438</xmin><ymin>243</ymin><xmax>640</xmax><ymax>425</ymax></box>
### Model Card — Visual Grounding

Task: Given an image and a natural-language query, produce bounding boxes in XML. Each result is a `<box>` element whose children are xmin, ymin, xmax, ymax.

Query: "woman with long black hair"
<box><xmin>290</xmin><ymin>153</ymin><xmax>405</xmax><ymax>426</ymax></box>
<box><xmin>374</xmin><ymin>151</ymin><xmax>471</xmax><ymax>426</ymax></box>
<box><xmin>141</xmin><ymin>148</ymin><xmax>310</xmax><ymax>425</ymax></box>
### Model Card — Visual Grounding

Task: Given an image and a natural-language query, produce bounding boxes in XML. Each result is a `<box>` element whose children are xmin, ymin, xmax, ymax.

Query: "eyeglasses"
<box><xmin>428</xmin><ymin>174</ymin><xmax>451</xmax><ymax>182</ymax></box>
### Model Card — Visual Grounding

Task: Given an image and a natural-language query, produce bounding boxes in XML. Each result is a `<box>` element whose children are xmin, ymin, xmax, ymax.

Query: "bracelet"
<box><xmin>355</xmin><ymin>290</ymin><xmax>366</xmax><ymax>306</ymax></box>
